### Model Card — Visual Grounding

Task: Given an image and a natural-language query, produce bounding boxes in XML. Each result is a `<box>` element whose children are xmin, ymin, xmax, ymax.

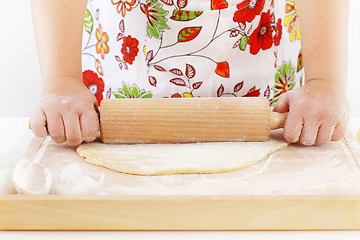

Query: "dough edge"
<box><xmin>76</xmin><ymin>142</ymin><xmax>289</xmax><ymax>176</ymax></box>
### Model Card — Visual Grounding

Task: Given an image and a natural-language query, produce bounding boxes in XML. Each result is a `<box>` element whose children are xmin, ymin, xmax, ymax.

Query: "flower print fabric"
<box><xmin>112</xmin><ymin>0</ymin><xmax>136</xmax><ymax>17</ymax></box>
<box><xmin>121</xmin><ymin>35</ymin><xmax>139</xmax><ymax>64</ymax></box>
<box><xmin>82</xmin><ymin>70</ymin><xmax>105</xmax><ymax>106</ymax></box>
<box><xmin>248</xmin><ymin>10</ymin><xmax>273</xmax><ymax>55</ymax></box>
<box><xmin>81</xmin><ymin>0</ymin><xmax>304</xmax><ymax>105</ymax></box>
<box><xmin>233</xmin><ymin>0</ymin><xmax>265</xmax><ymax>23</ymax></box>
<box><xmin>95</xmin><ymin>24</ymin><xmax>109</xmax><ymax>59</ymax></box>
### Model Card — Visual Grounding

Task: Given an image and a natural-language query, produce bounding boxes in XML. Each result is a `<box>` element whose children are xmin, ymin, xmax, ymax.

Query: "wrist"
<box><xmin>41</xmin><ymin>75</ymin><xmax>87</xmax><ymax>96</ymax></box>
<box><xmin>304</xmin><ymin>78</ymin><xmax>347</xmax><ymax>98</ymax></box>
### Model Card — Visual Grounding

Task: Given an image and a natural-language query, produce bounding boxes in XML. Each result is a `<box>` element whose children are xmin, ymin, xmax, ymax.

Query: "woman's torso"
<box><xmin>81</xmin><ymin>0</ymin><xmax>303</xmax><ymax>106</ymax></box>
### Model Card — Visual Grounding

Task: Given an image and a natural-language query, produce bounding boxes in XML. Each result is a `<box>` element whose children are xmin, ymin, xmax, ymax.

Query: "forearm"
<box><xmin>31</xmin><ymin>0</ymin><xmax>87</xmax><ymax>94</ymax></box>
<box><xmin>296</xmin><ymin>0</ymin><xmax>348</xmax><ymax>94</ymax></box>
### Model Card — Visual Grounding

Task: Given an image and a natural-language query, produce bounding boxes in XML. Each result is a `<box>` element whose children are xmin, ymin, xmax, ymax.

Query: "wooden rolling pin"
<box><xmin>100</xmin><ymin>97</ymin><xmax>287</xmax><ymax>144</ymax></box>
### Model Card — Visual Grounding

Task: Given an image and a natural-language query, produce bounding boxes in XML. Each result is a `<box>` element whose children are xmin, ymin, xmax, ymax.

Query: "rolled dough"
<box><xmin>77</xmin><ymin>135</ymin><xmax>288</xmax><ymax>176</ymax></box>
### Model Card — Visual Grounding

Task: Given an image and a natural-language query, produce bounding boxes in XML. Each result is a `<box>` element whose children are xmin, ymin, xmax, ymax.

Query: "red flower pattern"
<box><xmin>171</xmin><ymin>93</ymin><xmax>182</xmax><ymax>98</ymax></box>
<box><xmin>242</xmin><ymin>87</ymin><xmax>260</xmax><ymax>97</ymax></box>
<box><xmin>211</xmin><ymin>0</ymin><xmax>229</xmax><ymax>10</ymax></box>
<box><xmin>233</xmin><ymin>0</ymin><xmax>265</xmax><ymax>23</ymax></box>
<box><xmin>82</xmin><ymin>70</ymin><xmax>105</xmax><ymax>106</ymax></box>
<box><xmin>121</xmin><ymin>35</ymin><xmax>139</xmax><ymax>65</ymax></box>
<box><xmin>248</xmin><ymin>10</ymin><xmax>273</xmax><ymax>55</ymax></box>
<box><xmin>81</xmin><ymin>1</ymin><xmax>299</xmax><ymax>102</ymax></box>
<box><xmin>274</xmin><ymin>18</ymin><xmax>282</xmax><ymax>46</ymax></box>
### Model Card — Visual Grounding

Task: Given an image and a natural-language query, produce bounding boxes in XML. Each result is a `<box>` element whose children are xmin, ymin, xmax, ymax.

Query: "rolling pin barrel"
<box><xmin>100</xmin><ymin>97</ymin><xmax>286</xmax><ymax>144</ymax></box>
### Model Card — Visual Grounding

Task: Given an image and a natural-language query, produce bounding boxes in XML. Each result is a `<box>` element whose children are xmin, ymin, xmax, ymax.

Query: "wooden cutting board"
<box><xmin>0</xmin><ymin>131</ymin><xmax>360</xmax><ymax>230</ymax></box>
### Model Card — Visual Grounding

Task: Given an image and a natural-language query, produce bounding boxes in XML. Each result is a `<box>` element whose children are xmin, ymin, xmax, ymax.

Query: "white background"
<box><xmin>0</xmin><ymin>1</ymin><xmax>360</xmax><ymax>239</ymax></box>
<box><xmin>0</xmin><ymin>0</ymin><xmax>359</xmax><ymax>117</ymax></box>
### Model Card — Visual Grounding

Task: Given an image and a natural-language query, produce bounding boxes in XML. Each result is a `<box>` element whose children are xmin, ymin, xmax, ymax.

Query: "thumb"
<box><xmin>273</xmin><ymin>93</ymin><xmax>290</xmax><ymax>113</ymax></box>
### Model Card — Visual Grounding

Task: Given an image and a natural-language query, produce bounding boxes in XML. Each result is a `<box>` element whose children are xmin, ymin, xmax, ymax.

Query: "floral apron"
<box><xmin>82</xmin><ymin>0</ymin><xmax>304</xmax><ymax>106</ymax></box>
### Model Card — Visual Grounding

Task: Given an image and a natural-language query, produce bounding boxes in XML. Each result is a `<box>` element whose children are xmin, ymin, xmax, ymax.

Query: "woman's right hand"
<box><xmin>31</xmin><ymin>0</ymin><xmax>92</xmax><ymax>147</ymax></box>
<box><xmin>31</xmin><ymin>77</ymin><xmax>100</xmax><ymax>147</ymax></box>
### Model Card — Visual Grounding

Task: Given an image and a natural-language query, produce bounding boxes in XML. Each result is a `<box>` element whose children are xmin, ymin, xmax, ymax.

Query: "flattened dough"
<box><xmin>77</xmin><ymin>136</ymin><xmax>288</xmax><ymax>175</ymax></box>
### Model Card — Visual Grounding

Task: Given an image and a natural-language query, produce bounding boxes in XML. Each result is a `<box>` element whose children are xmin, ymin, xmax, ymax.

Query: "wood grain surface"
<box><xmin>1</xmin><ymin>195</ymin><xmax>360</xmax><ymax>230</ymax></box>
<box><xmin>0</xmin><ymin>132</ymin><xmax>359</xmax><ymax>230</ymax></box>
<box><xmin>100</xmin><ymin>98</ymin><xmax>273</xmax><ymax>144</ymax></box>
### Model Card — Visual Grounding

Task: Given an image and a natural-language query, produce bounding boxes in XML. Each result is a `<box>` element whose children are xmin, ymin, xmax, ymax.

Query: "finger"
<box><xmin>316</xmin><ymin>122</ymin><xmax>335</xmax><ymax>145</ymax></box>
<box><xmin>283</xmin><ymin>108</ymin><xmax>303</xmax><ymax>143</ymax></box>
<box><xmin>332</xmin><ymin>118</ymin><xmax>348</xmax><ymax>141</ymax></box>
<box><xmin>31</xmin><ymin>108</ymin><xmax>48</xmax><ymax>137</ymax></box>
<box><xmin>299</xmin><ymin>119</ymin><xmax>320</xmax><ymax>146</ymax></box>
<box><xmin>62</xmin><ymin>113</ymin><xmax>82</xmax><ymax>147</ymax></box>
<box><xmin>80</xmin><ymin>110</ymin><xmax>100</xmax><ymax>143</ymax></box>
<box><xmin>273</xmin><ymin>93</ymin><xmax>290</xmax><ymax>113</ymax></box>
<box><xmin>46</xmin><ymin>112</ymin><xmax>66</xmax><ymax>144</ymax></box>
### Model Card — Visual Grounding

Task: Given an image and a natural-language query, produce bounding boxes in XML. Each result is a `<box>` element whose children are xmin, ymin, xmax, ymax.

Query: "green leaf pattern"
<box><xmin>81</xmin><ymin>0</ymin><xmax>302</xmax><ymax>105</ymax></box>
<box><xmin>170</xmin><ymin>10</ymin><xmax>203</xmax><ymax>21</ymax></box>
<box><xmin>146</xmin><ymin>0</ymin><xmax>170</xmax><ymax>39</ymax></box>
<box><xmin>114</xmin><ymin>82</ymin><xmax>152</xmax><ymax>98</ymax></box>
<box><xmin>177</xmin><ymin>27</ymin><xmax>202</xmax><ymax>42</ymax></box>
<box><xmin>272</xmin><ymin>61</ymin><xmax>296</xmax><ymax>104</ymax></box>
<box><xmin>84</xmin><ymin>9</ymin><xmax>94</xmax><ymax>34</ymax></box>
<box><xmin>239</xmin><ymin>35</ymin><xmax>248</xmax><ymax>51</ymax></box>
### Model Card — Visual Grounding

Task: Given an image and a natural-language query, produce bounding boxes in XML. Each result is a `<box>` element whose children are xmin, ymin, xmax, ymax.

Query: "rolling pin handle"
<box><xmin>270</xmin><ymin>112</ymin><xmax>288</xmax><ymax>130</ymax></box>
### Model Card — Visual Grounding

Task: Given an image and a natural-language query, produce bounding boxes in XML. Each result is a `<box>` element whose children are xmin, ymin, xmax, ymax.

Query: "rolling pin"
<box><xmin>100</xmin><ymin>97</ymin><xmax>287</xmax><ymax>144</ymax></box>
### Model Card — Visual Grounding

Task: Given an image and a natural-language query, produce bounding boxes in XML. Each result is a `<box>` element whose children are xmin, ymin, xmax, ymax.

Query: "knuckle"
<box><xmin>82</xmin><ymin>129</ymin><xmax>98</xmax><ymax>143</ymax></box>
<box><xmin>331</xmin><ymin>134</ymin><xmax>344</xmax><ymax>142</ymax></box>
<box><xmin>283</xmin><ymin>131</ymin><xmax>298</xmax><ymax>143</ymax></box>
<box><xmin>320</xmin><ymin>111</ymin><xmax>337</xmax><ymax>122</ymax></box>
<box><xmin>49</xmin><ymin>131</ymin><xmax>65</xmax><ymax>143</ymax></box>
<box><xmin>304</xmin><ymin>107</ymin><xmax>321</xmax><ymax>119</ymax></box>
<box><xmin>337</xmin><ymin>110</ymin><xmax>349</xmax><ymax>124</ymax></box>
<box><xmin>299</xmin><ymin>128</ymin><xmax>316</xmax><ymax>145</ymax></box>
<box><xmin>67</xmin><ymin>135</ymin><xmax>82</xmax><ymax>147</ymax></box>
<box><xmin>51</xmin><ymin>136</ymin><xmax>66</xmax><ymax>144</ymax></box>
<box><xmin>33</xmin><ymin>130</ymin><xmax>48</xmax><ymax>138</ymax></box>
<box><xmin>277</xmin><ymin>93</ymin><xmax>287</xmax><ymax>103</ymax></box>
<box><xmin>82</xmin><ymin>110</ymin><xmax>99</xmax><ymax>122</ymax></box>
<box><xmin>82</xmin><ymin>135</ymin><xmax>96</xmax><ymax>143</ymax></box>
<box><xmin>300</xmin><ymin>136</ymin><xmax>315</xmax><ymax>146</ymax></box>
<box><xmin>74</xmin><ymin>102</ymin><xmax>95</xmax><ymax>114</ymax></box>
<box><xmin>31</xmin><ymin>124</ymin><xmax>47</xmax><ymax>137</ymax></box>
<box><xmin>89</xmin><ymin>126</ymin><xmax>99</xmax><ymax>136</ymax></box>
<box><xmin>331</xmin><ymin>126</ymin><xmax>345</xmax><ymax>142</ymax></box>
<box><xmin>31</xmin><ymin>121</ymin><xmax>43</xmax><ymax>129</ymax></box>
<box><xmin>68</xmin><ymin>141</ymin><xmax>82</xmax><ymax>147</ymax></box>
<box><xmin>316</xmin><ymin>136</ymin><xmax>330</xmax><ymax>145</ymax></box>
<box><xmin>50</xmin><ymin>131</ymin><xmax>64</xmax><ymax>139</ymax></box>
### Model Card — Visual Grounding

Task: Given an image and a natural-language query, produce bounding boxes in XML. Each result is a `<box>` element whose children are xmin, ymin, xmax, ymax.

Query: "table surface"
<box><xmin>1</xmin><ymin>117</ymin><xmax>360</xmax><ymax>239</ymax></box>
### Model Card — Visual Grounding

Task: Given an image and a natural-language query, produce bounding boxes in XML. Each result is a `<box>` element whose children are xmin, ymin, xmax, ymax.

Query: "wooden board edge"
<box><xmin>1</xmin><ymin>196</ymin><xmax>360</xmax><ymax>230</ymax></box>
<box><xmin>6</xmin><ymin>131</ymin><xmax>359</xmax><ymax>230</ymax></box>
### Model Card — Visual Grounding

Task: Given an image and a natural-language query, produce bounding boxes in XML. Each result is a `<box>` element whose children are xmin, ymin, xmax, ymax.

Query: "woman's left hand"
<box><xmin>273</xmin><ymin>79</ymin><xmax>349</xmax><ymax>145</ymax></box>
